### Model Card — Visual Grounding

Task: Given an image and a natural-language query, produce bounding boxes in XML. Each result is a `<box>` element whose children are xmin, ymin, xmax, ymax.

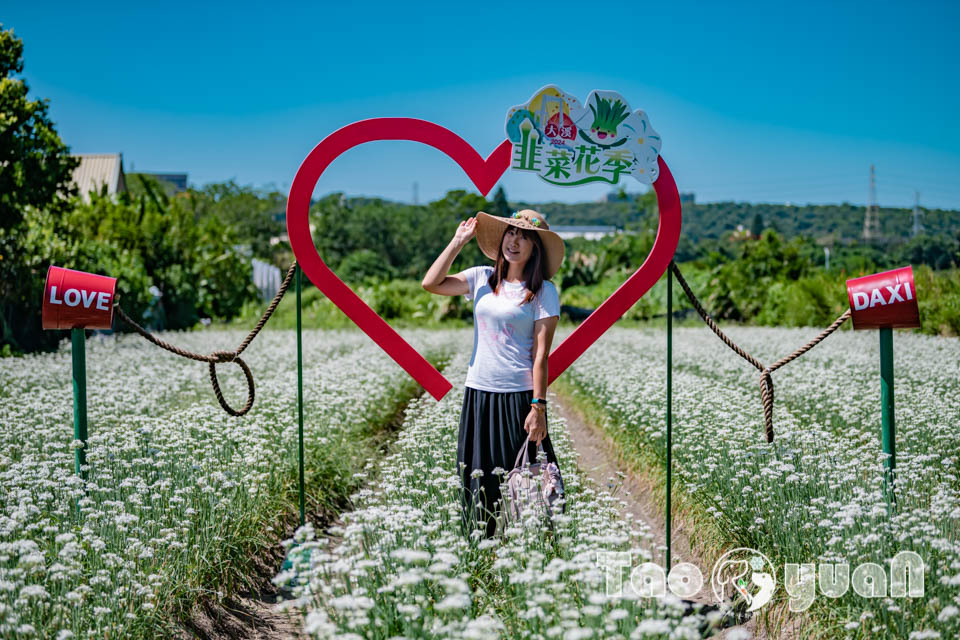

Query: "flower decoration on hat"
<box><xmin>511</xmin><ymin>211</ymin><xmax>542</xmax><ymax>227</ymax></box>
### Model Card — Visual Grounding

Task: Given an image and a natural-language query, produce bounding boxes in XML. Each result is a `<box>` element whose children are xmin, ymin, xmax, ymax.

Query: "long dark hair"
<box><xmin>487</xmin><ymin>226</ymin><xmax>547</xmax><ymax>304</ymax></box>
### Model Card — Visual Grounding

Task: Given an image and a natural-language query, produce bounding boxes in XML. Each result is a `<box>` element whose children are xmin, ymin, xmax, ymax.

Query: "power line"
<box><xmin>863</xmin><ymin>164</ymin><xmax>880</xmax><ymax>240</ymax></box>
<box><xmin>912</xmin><ymin>191</ymin><xmax>924</xmax><ymax>237</ymax></box>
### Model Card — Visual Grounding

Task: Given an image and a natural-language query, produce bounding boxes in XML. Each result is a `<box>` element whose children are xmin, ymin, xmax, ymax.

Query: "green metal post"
<box><xmin>879</xmin><ymin>327</ymin><xmax>896</xmax><ymax>512</ymax></box>
<box><xmin>666</xmin><ymin>268</ymin><xmax>673</xmax><ymax>571</ymax></box>
<box><xmin>71</xmin><ymin>328</ymin><xmax>88</xmax><ymax>479</ymax></box>
<box><xmin>297</xmin><ymin>265</ymin><xmax>305</xmax><ymax>527</ymax></box>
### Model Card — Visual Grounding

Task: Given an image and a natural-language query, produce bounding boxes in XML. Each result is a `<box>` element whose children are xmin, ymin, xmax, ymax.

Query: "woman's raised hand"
<box><xmin>453</xmin><ymin>216</ymin><xmax>477</xmax><ymax>247</ymax></box>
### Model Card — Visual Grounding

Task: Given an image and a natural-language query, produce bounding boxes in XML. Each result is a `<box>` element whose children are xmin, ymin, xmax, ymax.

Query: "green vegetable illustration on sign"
<box><xmin>582</xmin><ymin>95</ymin><xmax>630</xmax><ymax>147</ymax></box>
<box><xmin>505</xmin><ymin>84</ymin><xmax>662</xmax><ymax>187</ymax></box>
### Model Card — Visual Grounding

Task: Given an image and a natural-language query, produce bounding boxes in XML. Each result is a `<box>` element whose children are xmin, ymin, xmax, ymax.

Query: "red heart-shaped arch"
<box><xmin>287</xmin><ymin>118</ymin><xmax>681</xmax><ymax>400</ymax></box>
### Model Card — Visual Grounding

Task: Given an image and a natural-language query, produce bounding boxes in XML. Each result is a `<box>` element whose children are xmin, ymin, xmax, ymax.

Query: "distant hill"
<box><xmin>516</xmin><ymin>199</ymin><xmax>960</xmax><ymax>244</ymax></box>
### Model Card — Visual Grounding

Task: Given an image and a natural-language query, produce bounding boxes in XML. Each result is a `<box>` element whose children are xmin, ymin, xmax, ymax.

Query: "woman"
<box><xmin>421</xmin><ymin>209</ymin><xmax>565</xmax><ymax>539</ymax></box>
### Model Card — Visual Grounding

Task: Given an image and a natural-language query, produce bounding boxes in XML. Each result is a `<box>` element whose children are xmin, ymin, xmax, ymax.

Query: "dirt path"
<box><xmin>549</xmin><ymin>389</ymin><xmax>798</xmax><ymax>640</ymax></box>
<box><xmin>177</xmin><ymin>537</ymin><xmax>308</xmax><ymax>640</ymax></box>
<box><xmin>181</xmin><ymin>591</ymin><xmax>306</xmax><ymax>640</ymax></box>
<box><xmin>549</xmin><ymin>390</ymin><xmax>705</xmax><ymax>576</ymax></box>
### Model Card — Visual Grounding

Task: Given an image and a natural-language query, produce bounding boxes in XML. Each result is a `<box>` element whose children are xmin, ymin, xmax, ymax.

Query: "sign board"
<box><xmin>846</xmin><ymin>266</ymin><xmax>920</xmax><ymax>330</ymax></box>
<box><xmin>505</xmin><ymin>85</ymin><xmax>661</xmax><ymax>187</ymax></box>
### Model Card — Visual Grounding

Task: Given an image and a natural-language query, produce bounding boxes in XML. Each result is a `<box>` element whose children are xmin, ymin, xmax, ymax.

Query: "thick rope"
<box><xmin>670</xmin><ymin>262</ymin><xmax>851</xmax><ymax>443</ymax></box>
<box><xmin>114</xmin><ymin>262</ymin><xmax>298</xmax><ymax>416</ymax></box>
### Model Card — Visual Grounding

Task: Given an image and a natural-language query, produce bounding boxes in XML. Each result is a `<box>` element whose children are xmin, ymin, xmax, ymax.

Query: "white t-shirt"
<box><xmin>462</xmin><ymin>265</ymin><xmax>561</xmax><ymax>392</ymax></box>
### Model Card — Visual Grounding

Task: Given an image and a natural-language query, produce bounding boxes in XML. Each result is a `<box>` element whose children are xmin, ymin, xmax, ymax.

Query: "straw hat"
<box><xmin>475</xmin><ymin>209</ymin><xmax>565</xmax><ymax>279</ymax></box>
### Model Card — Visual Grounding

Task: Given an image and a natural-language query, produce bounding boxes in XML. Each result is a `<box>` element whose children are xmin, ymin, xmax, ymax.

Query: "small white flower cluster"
<box><xmin>280</xmin><ymin>334</ymin><xmax>708</xmax><ymax>638</ymax></box>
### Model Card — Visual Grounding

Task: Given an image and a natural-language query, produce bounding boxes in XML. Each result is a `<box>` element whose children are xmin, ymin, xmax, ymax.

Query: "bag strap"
<box><xmin>513</xmin><ymin>438</ymin><xmax>547</xmax><ymax>469</ymax></box>
<box><xmin>513</xmin><ymin>438</ymin><xmax>530</xmax><ymax>469</ymax></box>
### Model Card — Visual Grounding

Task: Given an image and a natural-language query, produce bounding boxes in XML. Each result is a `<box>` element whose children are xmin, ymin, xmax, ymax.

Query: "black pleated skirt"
<box><xmin>457</xmin><ymin>386</ymin><xmax>559</xmax><ymax>539</ymax></box>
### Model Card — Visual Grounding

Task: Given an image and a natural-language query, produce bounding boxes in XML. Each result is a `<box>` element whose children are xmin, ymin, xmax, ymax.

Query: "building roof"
<box><xmin>70</xmin><ymin>153</ymin><xmax>126</xmax><ymax>201</ymax></box>
<box><xmin>551</xmin><ymin>225</ymin><xmax>619</xmax><ymax>232</ymax></box>
<box><xmin>551</xmin><ymin>225</ymin><xmax>620</xmax><ymax>240</ymax></box>
<box><xmin>143</xmin><ymin>173</ymin><xmax>188</xmax><ymax>192</ymax></box>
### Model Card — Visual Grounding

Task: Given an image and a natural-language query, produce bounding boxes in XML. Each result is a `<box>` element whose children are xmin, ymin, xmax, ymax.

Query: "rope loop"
<box><xmin>208</xmin><ymin>355</ymin><xmax>255</xmax><ymax>416</ymax></box>
<box><xmin>114</xmin><ymin>262</ymin><xmax>298</xmax><ymax>417</ymax></box>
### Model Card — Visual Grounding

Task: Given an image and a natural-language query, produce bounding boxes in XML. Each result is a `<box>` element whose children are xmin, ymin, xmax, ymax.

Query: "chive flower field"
<box><xmin>557</xmin><ymin>327</ymin><xmax>960</xmax><ymax>639</ymax></box>
<box><xmin>0</xmin><ymin>328</ymin><xmax>456</xmax><ymax>638</ymax></box>
<box><xmin>1</xmin><ymin>326</ymin><xmax>957</xmax><ymax>639</ymax></box>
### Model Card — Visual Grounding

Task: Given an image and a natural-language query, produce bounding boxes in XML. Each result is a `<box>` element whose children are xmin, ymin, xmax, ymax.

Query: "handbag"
<box><xmin>501</xmin><ymin>437</ymin><xmax>565</xmax><ymax>530</ymax></box>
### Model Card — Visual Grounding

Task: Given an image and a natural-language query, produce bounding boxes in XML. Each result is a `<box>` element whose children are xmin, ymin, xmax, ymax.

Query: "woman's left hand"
<box><xmin>524</xmin><ymin>407</ymin><xmax>547</xmax><ymax>444</ymax></box>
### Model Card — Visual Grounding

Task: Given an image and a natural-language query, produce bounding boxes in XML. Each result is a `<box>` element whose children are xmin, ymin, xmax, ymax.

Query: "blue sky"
<box><xmin>6</xmin><ymin>1</ymin><xmax>960</xmax><ymax>208</ymax></box>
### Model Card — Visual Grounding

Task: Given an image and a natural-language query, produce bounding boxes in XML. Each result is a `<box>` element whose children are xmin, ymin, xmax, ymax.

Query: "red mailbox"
<box><xmin>42</xmin><ymin>266</ymin><xmax>117</xmax><ymax>330</ymax></box>
<box><xmin>846</xmin><ymin>266</ymin><xmax>920</xmax><ymax>331</ymax></box>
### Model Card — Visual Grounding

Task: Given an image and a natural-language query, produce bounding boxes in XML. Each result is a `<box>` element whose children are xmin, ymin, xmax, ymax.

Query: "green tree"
<box><xmin>337</xmin><ymin>249</ymin><xmax>396</xmax><ymax>284</ymax></box>
<box><xmin>184</xmin><ymin>180</ymin><xmax>286</xmax><ymax>262</ymax></box>
<box><xmin>751</xmin><ymin>213</ymin><xmax>764</xmax><ymax>238</ymax></box>
<box><xmin>425</xmin><ymin>190</ymin><xmax>489</xmax><ymax>270</ymax></box>
<box><xmin>491</xmin><ymin>186</ymin><xmax>511</xmax><ymax>217</ymax></box>
<box><xmin>0</xmin><ymin>26</ymin><xmax>77</xmax><ymax>229</ymax></box>
<box><xmin>895</xmin><ymin>234</ymin><xmax>959</xmax><ymax>270</ymax></box>
<box><xmin>703</xmin><ymin>230</ymin><xmax>812</xmax><ymax>321</ymax></box>
<box><xmin>308</xmin><ymin>190</ymin><xmax>490</xmax><ymax>282</ymax></box>
<box><xmin>427</xmin><ymin>189</ymin><xmax>490</xmax><ymax>221</ymax></box>
<box><xmin>0</xmin><ymin>25</ymin><xmax>80</xmax><ymax>352</ymax></box>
